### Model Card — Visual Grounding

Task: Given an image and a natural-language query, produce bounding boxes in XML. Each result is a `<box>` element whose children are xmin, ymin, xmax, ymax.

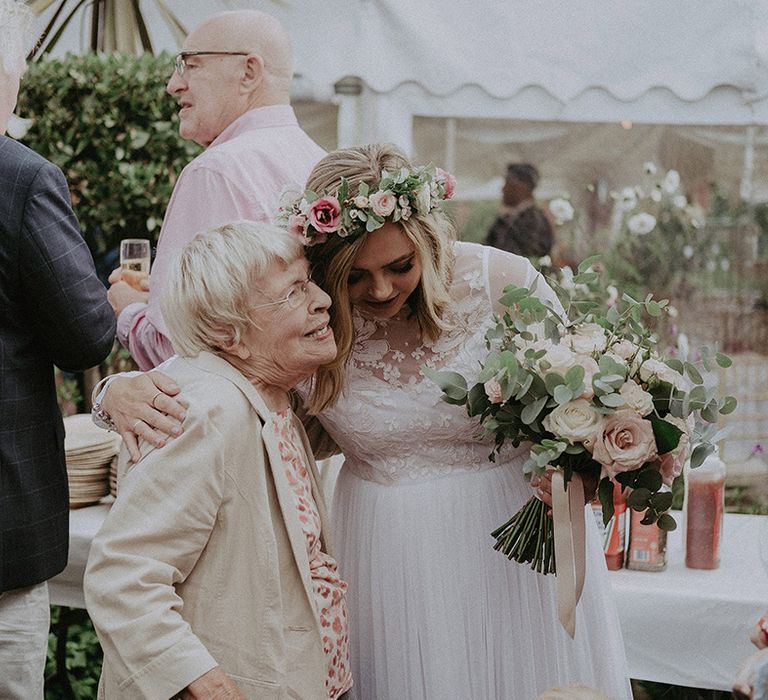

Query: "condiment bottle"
<box><xmin>684</xmin><ymin>450</ymin><xmax>725</xmax><ymax>570</ymax></box>
<box><xmin>627</xmin><ymin>507</ymin><xmax>667</xmax><ymax>571</ymax></box>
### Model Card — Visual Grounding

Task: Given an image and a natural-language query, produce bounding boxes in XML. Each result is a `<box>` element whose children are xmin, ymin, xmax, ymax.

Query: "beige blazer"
<box><xmin>84</xmin><ymin>352</ymin><xmax>334</xmax><ymax>699</ymax></box>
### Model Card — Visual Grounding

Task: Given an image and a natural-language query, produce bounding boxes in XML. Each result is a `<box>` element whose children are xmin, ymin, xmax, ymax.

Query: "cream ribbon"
<box><xmin>551</xmin><ymin>470</ymin><xmax>586</xmax><ymax>639</ymax></box>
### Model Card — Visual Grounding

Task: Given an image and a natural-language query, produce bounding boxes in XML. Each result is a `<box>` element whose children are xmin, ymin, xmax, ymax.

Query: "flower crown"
<box><xmin>277</xmin><ymin>165</ymin><xmax>456</xmax><ymax>246</ymax></box>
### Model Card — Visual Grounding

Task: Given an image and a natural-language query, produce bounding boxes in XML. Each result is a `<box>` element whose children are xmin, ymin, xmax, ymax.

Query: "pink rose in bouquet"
<box><xmin>308</xmin><ymin>196</ymin><xmax>342</xmax><ymax>233</ymax></box>
<box><xmin>589</xmin><ymin>409</ymin><xmax>658</xmax><ymax>476</ymax></box>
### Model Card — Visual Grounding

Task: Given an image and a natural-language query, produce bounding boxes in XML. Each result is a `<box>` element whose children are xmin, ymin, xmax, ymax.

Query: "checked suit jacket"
<box><xmin>0</xmin><ymin>135</ymin><xmax>115</xmax><ymax>592</ymax></box>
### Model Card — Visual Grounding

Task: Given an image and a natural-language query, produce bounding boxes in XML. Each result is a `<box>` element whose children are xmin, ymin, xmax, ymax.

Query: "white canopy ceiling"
<box><xmin>28</xmin><ymin>0</ymin><xmax>768</xmax><ymax>200</ymax></box>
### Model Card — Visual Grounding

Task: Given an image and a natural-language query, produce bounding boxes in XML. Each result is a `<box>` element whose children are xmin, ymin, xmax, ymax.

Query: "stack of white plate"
<box><xmin>63</xmin><ymin>414</ymin><xmax>121</xmax><ymax>508</ymax></box>
<box><xmin>109</xmin><ymin>454</ymin><xmax>118</xmax><ymax>498</ymax></box>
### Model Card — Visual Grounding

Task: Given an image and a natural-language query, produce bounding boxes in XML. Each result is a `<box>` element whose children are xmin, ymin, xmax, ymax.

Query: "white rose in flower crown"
<box><xmin>638</xmin><ymin>357</ymin><xmax>690</xmax><ymax>391</ymax></box>
<box><xmin>543</xmin><ymin>399</ymin><xmax>604</xmax><ymax>445</ymax></box>
<box><xmin>618</xmin><ymin>380</ymin><xmax>655</xmax><ymax>416</ymax></box>
<box><xmin>279</xmin><ymin>185</ymin><xmax>303</xmax><ymax>210</ymax></box>
<box><xmin>353</xmin><ymin>195</ymin><xmax>369</xmax><ymax>209</ymax></box>
<box><xmin>628</xmin><ymin>212</ymin><xmax>657</xmax><ymax>235</ymax></box>
<box><xmin>369</xmin><ymin>190</ymin><xmax>396</xmax><ymax>217</ymax></box>
<box><xmin>413</xmin><ymin>185</ymin><xmax>432</xmax><ymax>215</ymax></box>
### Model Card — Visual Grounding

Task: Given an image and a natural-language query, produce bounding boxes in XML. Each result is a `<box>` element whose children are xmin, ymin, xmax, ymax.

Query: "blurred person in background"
<box><xmin>106</xmin><ymin>9</ymin><xmax>324</xmax><ymax>371</ymax></box>
<box><xmin>0</xmin><ymin>1</ymin><xmax>115</xmax><ymax>697</ymax></box>
<box><xmin>485</xmin><ymin>161</ymin><xmax>555</xmax><ymax>258</ymax></box>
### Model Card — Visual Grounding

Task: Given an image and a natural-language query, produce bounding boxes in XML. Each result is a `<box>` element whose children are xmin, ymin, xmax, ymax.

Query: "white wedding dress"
<box><xmin>309</xmin><ymin>242</ymin><xmax>632</xmax><ymax>700</ymax></box>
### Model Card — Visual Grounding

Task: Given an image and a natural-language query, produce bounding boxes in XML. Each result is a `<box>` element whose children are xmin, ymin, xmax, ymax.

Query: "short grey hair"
<box><xmin>161</xmin><ymin>220</ymin><xmax>305</xmax><ymax>358</ymax></box>
<box><xmin>0</xmin><ymin>0</ymin><xmax>32</xmax><ymax>75</ymax></box>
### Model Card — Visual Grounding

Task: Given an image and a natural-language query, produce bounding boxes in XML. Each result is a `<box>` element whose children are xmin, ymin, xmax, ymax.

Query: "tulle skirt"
<box><xmin>332</xmin><ymin>459</ymin><xmax>632</xmax><ymax>700</ymax></box>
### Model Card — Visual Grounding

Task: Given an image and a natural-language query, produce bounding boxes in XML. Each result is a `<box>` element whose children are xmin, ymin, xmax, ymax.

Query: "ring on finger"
<box><xmin>132</xmin><ymin>419</ymin><xmax>143</xmax><ymax>433</ymax></box>
<box><xmin>151</xmin><ymin>391</ymin><xmax>163</xmax><ymax>409</ymax></box>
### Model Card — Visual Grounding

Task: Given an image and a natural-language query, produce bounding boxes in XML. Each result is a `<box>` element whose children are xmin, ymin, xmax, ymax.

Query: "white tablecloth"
<box><xmin>49</xmin><ymin>501</ymin><xmax>112</xmax><ymax>609</ymax></box>
<box><xmin>609</xmin><ymin>511</ymin><xmax>766</xmax><ymax>691</ymax></box>
<box><xmin>52</xmin><ymin>504</ymin><xmax>766</xmax><ymax>690</ymax></box>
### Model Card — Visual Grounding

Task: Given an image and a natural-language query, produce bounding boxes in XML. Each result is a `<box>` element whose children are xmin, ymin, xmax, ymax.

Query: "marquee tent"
<box><xmin>28</xmin><ymin>0</ymin><xmax>768</xmax><ymax>201</ymax></box>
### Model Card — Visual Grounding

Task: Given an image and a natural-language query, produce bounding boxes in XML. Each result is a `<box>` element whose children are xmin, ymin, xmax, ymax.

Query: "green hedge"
<box><xmin>16</xmin><ymin>52</ymin><xmax>201</xmax><ymax>258</ymax></box>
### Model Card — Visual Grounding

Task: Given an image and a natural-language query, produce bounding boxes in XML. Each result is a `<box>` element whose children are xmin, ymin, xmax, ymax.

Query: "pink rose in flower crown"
<box><xmin>436</xmin><ymin>168</ymin><xmax>456</xmax><ymax>199</ymax></box>
<box><xmin>308</xmin><ymin>196</ymin><xmax>341</xmax><ymax>233</ymax></box>
<box><xmin>369</xmin><ymin>190</ymin><xmax>397</xmax><ymax>217</ymax></box>
<box><xmin>484</xmin><ymin>378</ymin><xmax>503</xmax><ymax>404</ymax></box>
<box><xmin>588</xmin><ymin>408</ymin><xmax>659</xmax><ymax>476</ymax></box>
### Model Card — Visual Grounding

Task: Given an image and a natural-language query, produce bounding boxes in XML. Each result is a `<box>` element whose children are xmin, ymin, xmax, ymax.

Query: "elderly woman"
<box><xmin>83</xmin><ymin>221</ymin><xmax>351</xmax><ymax>699</ymax></box>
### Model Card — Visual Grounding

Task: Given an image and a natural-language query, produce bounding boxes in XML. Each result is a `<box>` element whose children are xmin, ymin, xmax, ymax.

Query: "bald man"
<box><xmin>107</xmin><ymin>10</ymin><xmax>325</xmax><ymax>370</ymax></box>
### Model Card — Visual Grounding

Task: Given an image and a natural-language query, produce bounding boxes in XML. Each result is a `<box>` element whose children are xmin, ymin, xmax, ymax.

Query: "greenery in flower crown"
<box><xmin>277</xmin><ymin>165</ymin><xmax>456</xmax><ymax>246</ymax></box>
<box><xmin>426</xmin><ymin>256</ymin><xmax>737</xmax><ymax>575</ymax></box>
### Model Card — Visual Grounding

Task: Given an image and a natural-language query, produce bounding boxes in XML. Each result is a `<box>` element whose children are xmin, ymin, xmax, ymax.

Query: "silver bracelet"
<box><xmin>92</xmin><ymin>400</ymin><xmax>118</xmax><ymax>433</ymax></box>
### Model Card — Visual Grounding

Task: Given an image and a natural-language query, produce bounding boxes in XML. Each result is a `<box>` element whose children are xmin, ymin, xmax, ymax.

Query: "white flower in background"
<box><xmin>6</xmin><ymin>114</ymin><xmax>33</xmax><ymax>140</ymax></box>
<box><xmin>720</xmin><ymin>258</ymin><xmax>730</xmax><ymax>271</ymax></box>
<box><xmin>628</xmin><ymin>212</ymin><xmax>657</xmax><ymax>235</ymax></box>
<box><xmin>549</xmin><ymin>198</ymin><xmax>575</xmax><ymax>223</ymax></box>
<box><xmin>606</xmin><ymin>285</ymin><xmax>619</xmax><ymax>307</ymax></box>
<box><xmin>618</xmin><ymin>381</ymin><xmax>655</xmax><ymax>416</ymax></box>
<box><xmin>683</xmin><ymin>245</ymin><xmax>694</xmax><ymax>259</ymax></box>
<box><xmin>711</xmin><ymin>243</ymin><xmax>721</xmax><ymax>255</ymax></box>
<box><xmin>706</xmin><ymin>259</ymin><xmax>717</xmax><ymax>272</ymax></box>
<box><xmin>558</xmin><ymin>266</ymin><xmax>576</xmax><ymax>291</ymax></box>
<box><xmin>668</xmin><ymin>305</ymin><xmax>679</xmax><ymax>318</ymax></box>
<box><xmin>650</xmin><ymin>188</ymin><xmax>663</xmax><ymax>202</ymax></box>
<box><xmin>543</xmin><ymin>399</ymin><xmax>604</xmax><ymax>445</ymax></box>
<box><xmin>610</xmin><ymin>339</ymin><xmax>640</xmax><ymax>361</ymax></box>
<box><xmin>673</xmin><ymin>195</ymin><xmax>687</xmax><ymax>209</ymax></box>
<box><xmin>617</xmin><ymin>187</ymin><xmax>638</xmax><ymax>210</ymax></box>
<box><xmin>686</xmin><ymin>204</ymin><xmax>706</xmax><ymax>228</ymax></box>
<box><xmin>643</xmin><ymin>161</ymin><xmax>658</xmax><ymax>175</ymax></box>
<box><xmin>662</xmin><ymin>169</ymin><xmax>681</xmax><ymax>193</ymax></box>
<box><xmin>538</xmin><ymin>255</ymin><xmax>552</xmax><ymax>267</ymax></box>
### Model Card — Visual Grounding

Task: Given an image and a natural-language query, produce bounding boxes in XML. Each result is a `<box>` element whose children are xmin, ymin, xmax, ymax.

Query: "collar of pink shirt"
<box><xmin>209</xmin><ymin>104</ymin><xmax>300</xmax><ymax>148</ymax></box>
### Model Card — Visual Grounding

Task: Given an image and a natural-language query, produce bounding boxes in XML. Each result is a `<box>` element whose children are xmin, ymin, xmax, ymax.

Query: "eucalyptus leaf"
<box><xmin>422</xmin><ymin>367</ymin><xmax>468</xmax><ymax>402</ymax></box>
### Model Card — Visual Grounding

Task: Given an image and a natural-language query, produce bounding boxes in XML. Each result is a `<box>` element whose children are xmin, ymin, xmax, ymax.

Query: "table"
<box><xmin>50</xmin><ymin>501</ymin><xmax>112</xmax><ymax>609</ymax></box>
<box><xmin>609</xmin><ymin>512</ymin><xmax>766</xmax><ymax>691</ymax></box>
<box><xmin>52</xmin><ymin>504</ymin><xmax>765</xmax><ymax>691</ymax></box>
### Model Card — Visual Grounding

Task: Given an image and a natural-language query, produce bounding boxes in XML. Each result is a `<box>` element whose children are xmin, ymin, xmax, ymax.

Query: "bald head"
<box><xmin>187</xmin><ymin>10</ymin><xmax>293</xmax><ymax>100</ymax></box>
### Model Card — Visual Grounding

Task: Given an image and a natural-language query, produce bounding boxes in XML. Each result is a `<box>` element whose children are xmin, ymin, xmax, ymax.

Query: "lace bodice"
<box><xmin>309</xmin><ymin>242</ymin><xmax>558</xmax><ymax>484</ymax></box>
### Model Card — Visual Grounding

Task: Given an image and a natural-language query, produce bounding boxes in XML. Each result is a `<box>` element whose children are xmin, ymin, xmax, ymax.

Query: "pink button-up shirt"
<box><xmin>117</xmin><ymin>105</ymin><xmax>325</xmax><ymax>370</ymax></box>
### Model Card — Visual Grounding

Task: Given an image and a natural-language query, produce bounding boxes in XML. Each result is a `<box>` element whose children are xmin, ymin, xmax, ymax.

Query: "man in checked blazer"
<box><xmin>0</xmin><ymin>3</ymin><xmax>116</xmax><ymax>696</ymax></box>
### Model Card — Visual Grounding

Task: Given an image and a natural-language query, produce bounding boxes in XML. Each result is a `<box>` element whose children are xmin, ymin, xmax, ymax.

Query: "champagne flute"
<box><xmin>120</xmin><ymin>239</ymin><xmax>151</xmax><ymax>275</ymax></box>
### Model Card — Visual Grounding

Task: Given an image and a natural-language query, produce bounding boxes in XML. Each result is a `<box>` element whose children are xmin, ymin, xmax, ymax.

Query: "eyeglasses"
<box><xmin>174</xmin><ymin>51</ymin><xmax>249</xmax><ymax>78</ymax></box>
<box><xmin>252</xmin><ymin>276</ymin><xmax>315</xmax><ymax>311</ymax></box>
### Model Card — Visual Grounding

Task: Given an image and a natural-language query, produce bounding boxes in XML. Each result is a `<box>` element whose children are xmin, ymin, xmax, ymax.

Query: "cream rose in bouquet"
<box><xmin>426</xmin><ymin>259</ymin><xmax>737</xmax><ymax>575</ymax></box>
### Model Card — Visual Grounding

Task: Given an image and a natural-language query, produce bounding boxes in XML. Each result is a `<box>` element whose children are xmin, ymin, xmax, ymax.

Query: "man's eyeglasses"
<box><xmin>252</xmin><ymin>277</ymin><xmax>315</xmax><ymax>311</ymax></box>
<box><xmin>174</xmin><ymin>51</ymin><xmax>249</xmax><ymax>78</ymax></box>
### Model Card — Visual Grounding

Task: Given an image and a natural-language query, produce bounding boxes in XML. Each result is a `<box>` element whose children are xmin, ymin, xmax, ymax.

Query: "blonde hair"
<box><xmin>0</xmin><ymin>0</ymin><xmax>32</xmax><ymax>75</ymax></box>
<box><xmin>536</xmin><ymin>684</ymin><xmax>615</xmax><ymax>700</ymax></box>
<box><xmin>304</xmin><ymin>144</ymin><xmax>456</xmax><ymax>413</ymax></box>
<box><xmin>161</xmin><ymin>220</ymin><xmax>303</xmax><ymax>358</ymax></box>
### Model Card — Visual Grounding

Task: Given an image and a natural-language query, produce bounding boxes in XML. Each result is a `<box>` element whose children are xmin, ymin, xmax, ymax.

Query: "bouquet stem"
<box><xmin>492</xmin><ymin>496</ymin><xmax>556</xmax><ymax>575</ymax></box>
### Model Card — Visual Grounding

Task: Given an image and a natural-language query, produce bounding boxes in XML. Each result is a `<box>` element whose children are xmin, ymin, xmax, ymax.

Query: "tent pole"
<box><xmin>445</xmin><ymin>118</ymin><xmax>457</xmax><ymax>174</ymax></box>
<box><xmin>739</xmin><ymin>125</ymin><xmax>756</xmax><ymax>203</ymax></box>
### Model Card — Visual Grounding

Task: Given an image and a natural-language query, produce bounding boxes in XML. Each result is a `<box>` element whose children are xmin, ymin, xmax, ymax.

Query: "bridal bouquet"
<box><xmin>426</xmin><ymin>259</ymin><xmax>737</xmax><ymax>575</ymax></box>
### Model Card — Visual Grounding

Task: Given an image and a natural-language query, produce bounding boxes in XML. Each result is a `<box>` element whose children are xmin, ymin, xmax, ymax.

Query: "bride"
<box><xmin>98</xmin><ymin>144</ymin><xmax>632</xmax><ymax>700</ymax></box>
